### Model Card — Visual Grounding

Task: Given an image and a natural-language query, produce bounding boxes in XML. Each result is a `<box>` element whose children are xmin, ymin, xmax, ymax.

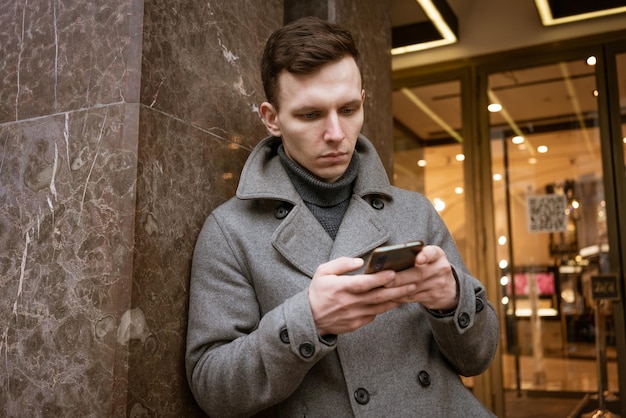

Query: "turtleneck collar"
<box><xmin>277</xmin><ymin>145</ymin><xmax>359</xmax><ymax>207</ymax></box>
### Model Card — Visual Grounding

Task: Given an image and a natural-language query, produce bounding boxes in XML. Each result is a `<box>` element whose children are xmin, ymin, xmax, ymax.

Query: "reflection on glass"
<box><xmin>392</xmin><ymin>81</ymin><xmax>466</xmax><ymax>259</ymax></box>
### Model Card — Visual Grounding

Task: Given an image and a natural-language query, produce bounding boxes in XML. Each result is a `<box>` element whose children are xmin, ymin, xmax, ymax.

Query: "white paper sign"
<box><xmin>526</xmin><ymin>194</ymin><xmax>568</xmax><ymax>233</ymax></box>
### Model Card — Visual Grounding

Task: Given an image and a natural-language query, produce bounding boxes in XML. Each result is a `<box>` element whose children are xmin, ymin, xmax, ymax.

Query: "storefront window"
<box><xmin>489</xmin><ymin>58</ymin><xmax>619</xmax><ymax>395</ymax></box>
<box><xmin>392</xmin><ymin>81</ymin><xmax>467</xmax><ymax>259</ymax></box>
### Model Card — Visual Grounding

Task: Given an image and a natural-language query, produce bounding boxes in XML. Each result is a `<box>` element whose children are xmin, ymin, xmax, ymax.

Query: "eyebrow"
<box><xmin>291</xmin><ymin>97</ymin><xmax>363</xmax><ymax>114</ymax></box>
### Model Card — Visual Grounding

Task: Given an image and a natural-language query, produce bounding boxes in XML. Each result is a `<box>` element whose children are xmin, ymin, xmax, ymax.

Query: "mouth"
<box><xmin>321</xmin><ymin>150</ymin><xmax>348</xmax><ymax>158</ymax></box>
<box><xmin>320</xmin><ymin>152</ymin><xmax>348</xmax><ymax>163</ymax></box>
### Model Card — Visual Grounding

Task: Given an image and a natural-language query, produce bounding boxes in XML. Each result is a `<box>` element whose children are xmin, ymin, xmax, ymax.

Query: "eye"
<box><xmin>340</xmin><ymin>107</ymin><xmax>356</xmax><ymax>116</ymax></box>
<box><xmin>301</xmin><ymin>111</ymin><xmax>319</xmax><ymax>120</ymax></box>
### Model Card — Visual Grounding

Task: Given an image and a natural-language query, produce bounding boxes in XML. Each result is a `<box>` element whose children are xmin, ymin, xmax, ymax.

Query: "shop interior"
<box><xmin>391</xmin><ymin>39</ymin><xmax>625</xmax><ymax>416</ymax></box>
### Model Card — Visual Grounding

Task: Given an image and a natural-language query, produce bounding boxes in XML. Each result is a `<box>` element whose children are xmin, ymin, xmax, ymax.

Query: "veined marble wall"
<box><xmin>0</xmin><ymin>0</ymin><xmax>143</xmax><ymax>415</ymax></box>
<box><xmin>129</xmin><ymin>1</ymin><xmax>281</xmax><ymax>415</ymax></box>
<box><xmin>0</xmin><ymin>0</ymin><xmax>391</xmax><ymax>416</ymax></box>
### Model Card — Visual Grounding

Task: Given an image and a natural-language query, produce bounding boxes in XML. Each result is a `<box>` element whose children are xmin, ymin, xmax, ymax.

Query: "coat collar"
<box><xmin>236</xmin><ymin>134</ymin><xmax>393</xmax><ymax>276</ymax></box>
<box><xmin>236</xmin><ymin>134</ymin><xmax>393</xmax><ymax>202</ymax></box>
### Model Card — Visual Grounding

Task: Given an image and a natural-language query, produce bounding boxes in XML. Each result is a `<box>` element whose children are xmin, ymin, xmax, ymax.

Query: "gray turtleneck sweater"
<box><xmin>278</xmin><ymin>145</ymin><xmax>359</xmax><ymax>240</ymax></box>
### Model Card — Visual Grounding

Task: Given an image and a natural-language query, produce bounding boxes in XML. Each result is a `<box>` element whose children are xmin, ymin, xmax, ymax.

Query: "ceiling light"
<box><xmin>455</xmin><ymin>153</ymin><xmax>465</xmax><ymax>161</ymax></box>
<box><xmin>417</xmin><ymin>159</ymin><xmax>427</xmax><ymax>167</ymax></box>
<box><xmin>391</xmin><ymin>0</ymin><xmax>458</xmax><ymax>55</ymax></box>
<box><xmin>433</xmin><ymin>197</ymin><xmax>446</xmax><ymax>212</ymax></box>
<box><xmin>529</xmin><ymin>157</ymin><xmax>537</xmax><ymax>164</ymax></box>
<box><xmin>537</xmin><ymin>145</ymin><xmax>548</xmax><ymax>153</ymax></box>
<box><xmin>586</xmin><ymin>56</ymin><xmax>597</xmax><ymax>66</ymax></box>
<box><xmin>623</xmin><ymin>137</ymin><xmax>626</xmax><ymax>143</ymax></box>
<box><xmin>488</xmin><ymin>103</ymin><xmax>502</xmax><ymax>112</ymax></box>
<box><xmin>401</xmin><ymin>88</ymin><xmax>463</xmax><ymax>143</ymax></box>
<box><xmin>493</xmin><ymin>173</ymin><xmax>503</xmax><ymax>181</ymax></box>
<box><xmin>534</xmin><ymin>0</ymin><xmax>626</xmax><ymax>26</ymax></box>
<box><xmin>499</xmin><ymin>259</ymin><xmax>508</xmax><ymax>269</ymax></box>
<box><xmin>593</xmin><ymin>89</ymin><xmax>599</xmax><ymax>97</ymax></box>
<box><xmin>455</xmin><ymin>187</ymin><xmax>463</xmax><ymax>194</ymax></box>
<box><xmin>498</xmin><ymin>235</ymin><xmax>507</xmax><ymax>245</ymax></box>
<box><xmin>512</xmin><ymin>135</ymin><xmax>525</xmax><ymax>144</ymax></box>
<box><xmin>500</xmin><ymin>276</ymin><xmax>509</xmax><ymax>286</ymax></box>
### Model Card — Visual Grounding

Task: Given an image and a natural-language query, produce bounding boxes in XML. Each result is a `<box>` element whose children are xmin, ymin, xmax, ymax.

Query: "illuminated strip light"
<box><xmin>391</xmin><ymin>0</ymin><xmax>458</xmax><ymax>55</ymax></box>
<box><xmin>401</xmin><ymin>87</ymin><xmax>463</xmax><ymax>143</ymax></box>
<box><xmin>534</xmin><ymin>0</ymin><xmax>626</xmax><ymax>26</ymax></box>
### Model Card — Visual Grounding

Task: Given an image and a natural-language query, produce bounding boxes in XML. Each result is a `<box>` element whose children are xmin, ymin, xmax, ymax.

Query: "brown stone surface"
<box><xmin>0</xmin><ymin>1</ymin><xmax>391</xmax><ymax>416</ymax></box>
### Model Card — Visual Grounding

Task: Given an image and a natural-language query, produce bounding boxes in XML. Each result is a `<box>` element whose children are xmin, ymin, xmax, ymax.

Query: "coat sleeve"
<box><xmin>421</xmin><ymin>197</ymin><xmax>500</xmax><ymax>377</ymax></box>
<box><xmin>185</xmin><ymin>214</ymin><xmax>336</xmax><ymax>418</ymax></box>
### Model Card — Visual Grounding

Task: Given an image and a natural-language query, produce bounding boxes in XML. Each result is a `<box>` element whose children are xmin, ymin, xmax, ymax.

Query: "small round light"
<box><xmin>586</xmin><ymin>56</ymin><xmax>597</xmax><ymax>66</ymax></box>
<box><xmin>455</xmin><ymin>187</ymin><xmax>464</xmax><ymax>194</ymax></box>
<box><xmin>499</xmin><ymin>259</ymin><xmax>508</xmax><ymax>269</ymax></box>
<box><xmin>488</xmin><ymin>103</ymin><xmax>502</xmax><ymax>112</ymax></box>
<box><xmin>512</xmin><ymin>136</ymin><xmax>524</xmax><ymax>144</ymax></box>
<box><xmin>537</xmin><ymin>145</ymin><xmax>548</xmax><ymax>153</ymax></box>
<box><xmin>417</xmin><ymin>159</ymin><xmax>427</xmax><ymax>167</ymax></box>
<box><xmin>433</xmin><ymin>198</ymin><xmax>446</xmax><ymax>212</ymax></box>
<box><xmin>493</xmin><ymin>173</ymin><xmax>503</xmax><ymax>181</ymax></box>
<box><xmin>498</xmin><ymin>235</ymin><xmax>507</xmax><ymax>245</ymax></box>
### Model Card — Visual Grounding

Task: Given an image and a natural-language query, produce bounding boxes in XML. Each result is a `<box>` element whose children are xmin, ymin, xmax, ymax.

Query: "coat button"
<box><xmin>354</xmin><ymin>388</ymin><xmax>370</xmax><ymax>405</ymax></box>
<box><xmin>417</xmin><ymin>370</ymin><xmax>431</xmax><ymax>387</ymax></box>
<box><xmin>458</xmin><ymin>312</ymin><xmax>470</xmax><ymax>328</ymax></box>
<box><xmin>371</xmin><ymin>198</ymin><xmax>384</xmax><ymax>210</ymax></box>
<box><xmin>299</xmin><ymin>342</ymin><xmax>315</xmax><ymax>358</ymax></box>
<box><xmin>274</xmin><ymin>205</ymin><xmax>290</xmax><ymax>219</ymax></box>
<box><xmin>476</xmin><ymin>297</ymin><xmax>485</xmax><ymax>313</ymax></box>
<box><xmin>279</xmin><ymin>328</ymin><xmax>289</xmax><ymax>344</ymax></box>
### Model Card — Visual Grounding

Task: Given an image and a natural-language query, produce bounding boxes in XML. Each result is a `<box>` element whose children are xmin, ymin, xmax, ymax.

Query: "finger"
<box><xmin>370</xmin><ymin>282</ymin><xmax>417</xmax><ymax>304</ymax></box>
<box><xmin>416</xmin><ymin>245</ymin><xmax>442</xmax><ymax>265</ymax></box>
<box><xmin>315</xmin><ymin>257</ymin><xmax>364</xmax><ymax>277</ymax></box>
<box><xmin>349</xmin><ymin>270</ymin><xmax>397</xmax><ymax>293</ymax></box>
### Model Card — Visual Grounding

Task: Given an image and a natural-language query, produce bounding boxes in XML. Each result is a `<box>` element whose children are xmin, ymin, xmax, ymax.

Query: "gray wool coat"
<box><xmin>186</xmin><ymin>135</ymin><xmax>499</xmax><ymax>418</ymax></box>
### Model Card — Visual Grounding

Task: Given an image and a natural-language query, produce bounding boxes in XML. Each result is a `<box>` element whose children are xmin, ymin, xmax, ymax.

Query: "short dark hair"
<box><xmin>261</xmin><ymin>16</ymin><xmax>362</xmax><ymax>109</ymax></box>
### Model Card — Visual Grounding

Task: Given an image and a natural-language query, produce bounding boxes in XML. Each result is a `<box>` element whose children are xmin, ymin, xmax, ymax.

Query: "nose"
<box><xmin>323</xmin><ymin>112</ymin><xmax>345</xmax><ymax>142</ymax></box>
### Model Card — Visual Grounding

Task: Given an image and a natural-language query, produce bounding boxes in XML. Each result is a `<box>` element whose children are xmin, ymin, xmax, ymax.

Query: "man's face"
<box><xmin>260</xmin><ymin>56</ymin><xmax>365</xmax><ymax>183</ymax></box>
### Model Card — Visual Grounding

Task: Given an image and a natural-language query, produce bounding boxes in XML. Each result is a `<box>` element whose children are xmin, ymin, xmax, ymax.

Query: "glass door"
<box><xmin>488</xmin><ymin>51</ymin><xmax>624</xmax><ymax>415</ymax></box>
<box><xmin>393</xmin><ymin>73</ymin><xmax>504</xmax><ymax>415</ymax></box>
<box><xmin>392</xmin><ymin>80</ymin><xmax>467</xmax><ymax>259</ymax></box>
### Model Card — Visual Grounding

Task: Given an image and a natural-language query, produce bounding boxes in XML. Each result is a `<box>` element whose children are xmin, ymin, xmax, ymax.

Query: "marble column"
<box><xmin>0</xmin><ymin>0</ymin><xmax>392</xmax><ymax>416</ymax></box>
<box><xmin>0</xmin><ymin>0</ymin><xmax>144</xmax><ymax>415</ymax></box>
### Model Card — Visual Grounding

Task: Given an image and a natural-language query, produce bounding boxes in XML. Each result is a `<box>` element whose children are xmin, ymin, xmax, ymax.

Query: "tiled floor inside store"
<box><xmin>505</xmin><ymin>390</ymin><xmax>583</xmax><ymax>418</ymax></box>
<box><xmin>500</xmin><ymin>346</ymin><xmax>620</xmax><ymax>417</ymax></box>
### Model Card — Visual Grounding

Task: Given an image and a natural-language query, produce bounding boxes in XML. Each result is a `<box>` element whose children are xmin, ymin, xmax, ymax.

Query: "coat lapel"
<box><xmin>272</xmin><ymin>196</ymin><xmax>390</xmax><ymax>278</ymax></box>
<box><xmin>330</xmin><ymin>195</ymin><xmax>389</xmax><ymax>260</ymax></box>
<box><xmin>243</xmin><ymin>135</ymin><xmax>393</xmax><ymax>278</ymax></box>
<box><xmin>271</xmin><ymin>203</ymin><xmax>334</xmax><ymax>278</ymax></box>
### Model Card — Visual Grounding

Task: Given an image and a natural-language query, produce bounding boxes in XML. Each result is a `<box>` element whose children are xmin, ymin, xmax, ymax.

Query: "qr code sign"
<box><xmin>526</xmin><ymin>194</ymin><xmax>568</xmax><ymax>233</ymax></box>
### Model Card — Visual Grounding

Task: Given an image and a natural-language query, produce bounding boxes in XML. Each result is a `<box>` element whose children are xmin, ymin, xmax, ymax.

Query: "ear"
<box><xmin>260</xmin><ymin>102</ymin><xmax>281</xmax><ymax>137</ymax></box>
<box><xmin>361</xmin><ymin>89</ymin><xmax>365</xmax><ymax>103</ymax></box>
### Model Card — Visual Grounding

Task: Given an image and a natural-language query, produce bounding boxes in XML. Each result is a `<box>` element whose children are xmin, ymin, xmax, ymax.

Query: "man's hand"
<box><xmin>387</xmin><ymin>245</ymin><xmax>458</xmax><ymax>311</ymax></box>
<box><xmin>308</xmin><ymin>257</ymin><xmax>417</xmax><ymax>336</ymax></box>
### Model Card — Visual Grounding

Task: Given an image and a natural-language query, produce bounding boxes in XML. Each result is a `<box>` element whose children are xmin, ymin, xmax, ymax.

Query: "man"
<box><xmin>186</xmin><ymin>16</ymin><xmax>498</xmax><ymax>418</ymax></box>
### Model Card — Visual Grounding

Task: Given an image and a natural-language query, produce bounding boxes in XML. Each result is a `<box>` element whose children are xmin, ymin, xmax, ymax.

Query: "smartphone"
<box><xmin>365</xmin><ymin>241</ymin><xmax>424</xmax><ymax>273</ymax></box>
